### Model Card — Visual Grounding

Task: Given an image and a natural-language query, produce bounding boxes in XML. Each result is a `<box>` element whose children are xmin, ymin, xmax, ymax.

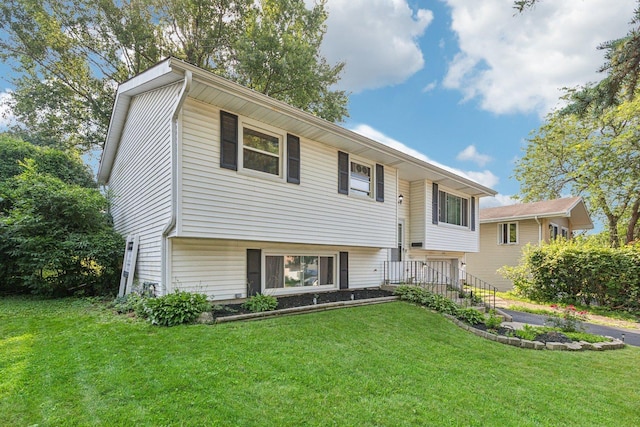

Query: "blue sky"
<box><xmin>0</xmin><ymin>0</ymin><xmax>636</xmax><ymax>208</ymax></box>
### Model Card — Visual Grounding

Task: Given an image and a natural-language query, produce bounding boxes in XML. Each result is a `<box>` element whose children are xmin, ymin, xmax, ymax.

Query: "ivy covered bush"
<box><xmin>500</xmin><ymin>239</ymin><xmax>640</xmax><ymax>310</ymax></box>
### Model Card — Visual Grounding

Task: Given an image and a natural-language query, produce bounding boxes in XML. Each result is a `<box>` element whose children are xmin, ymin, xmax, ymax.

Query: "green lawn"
<box><xmin>2</xmin><ymin>298</ymin><xmax>639</xmax><ymax>426</ymax></box>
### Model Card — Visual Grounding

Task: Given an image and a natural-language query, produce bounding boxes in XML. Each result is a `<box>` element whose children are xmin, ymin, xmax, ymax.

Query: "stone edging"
<box><xmin>444</xmin><ymin>314</ymin><xmax>626</xmax><ymax>351</ymax></box>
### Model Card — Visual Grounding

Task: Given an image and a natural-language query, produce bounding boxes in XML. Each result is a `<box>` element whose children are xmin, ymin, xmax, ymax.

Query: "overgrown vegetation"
<box><xmin>501</xmin><ymin>238</ymin><xmax>640</xmax><ymax>310</ymax></box>
<box><xmin>242</xmin><ymin>293</ymin><xmax>278</xmax><ymax>313</ymax></box>
<box><xmin>2</xmin><ymin>298</ymin><xmax>638</xmax><ymax>426</ymax></box>
<box><xmin>0</xmin><ymin>135</ymin><xmax>123</xmax><ymax>297</ymax></box>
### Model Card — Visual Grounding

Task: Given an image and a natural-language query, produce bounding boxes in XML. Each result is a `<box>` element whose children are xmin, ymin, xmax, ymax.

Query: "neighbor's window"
<box><xmin>439</xmin><ymin>191</ymin><xmax>469</xmax><ymax>227</ymax></box>
<box><xmin>499</xmin><ymin>222</ymin><xmax>518</xmax><ymax>244</ymax></box>
<box><xmin>350</xmin><ymin>161</ymin><xmax>372</xmax><ymax>197</ymax></box>
<box><xmin>242</xmin><ymin>127</ymin><xmax>280</xmax><ymax>175</ymax></box>
<box><xmin>561</xmin><ymin>227</ymin><xmax>569</xmax><ymax>239</ymax></box>
<box><xmin>265</xmin><ymin>255</ymin><xmax>335</xmax><ymax>290</ymax></box>
<box><xmin>549</xmin><ymin>223</ymin><xmax>559</xmax><ymax>240</ymax></box>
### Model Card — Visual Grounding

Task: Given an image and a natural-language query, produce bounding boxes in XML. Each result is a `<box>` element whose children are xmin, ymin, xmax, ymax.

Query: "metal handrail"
<box><xmin>383</xmin><ymin>261</ymin><xmax>496</xmax><ymax>310</ymax></box>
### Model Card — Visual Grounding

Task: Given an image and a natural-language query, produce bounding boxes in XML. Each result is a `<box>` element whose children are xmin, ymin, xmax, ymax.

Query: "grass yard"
<box><xmin>1</xmin><ymin>298</ymin><xmax>639</xmax><ymax>426</ymax></box>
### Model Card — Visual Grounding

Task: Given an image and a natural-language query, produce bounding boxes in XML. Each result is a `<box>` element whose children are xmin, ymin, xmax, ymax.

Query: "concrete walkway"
<box><xmin>501</xmin><ymin>309</ymin><xmax>640</xmax><ymax>347</ymax></box>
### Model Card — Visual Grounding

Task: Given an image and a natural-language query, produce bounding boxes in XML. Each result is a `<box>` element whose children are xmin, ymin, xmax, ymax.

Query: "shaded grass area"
<box><xmin>2</xmin><ymin>297</ymin><xmax>640</xmax><ymax>426</ymax></box>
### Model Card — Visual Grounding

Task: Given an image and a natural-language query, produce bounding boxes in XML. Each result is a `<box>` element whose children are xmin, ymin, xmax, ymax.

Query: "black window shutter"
<box><xmin>287</xmin><ymin>134</ymin><xmax>300</xmax><ymax>184</ymax></box>
<box><xmin>375</xmin><ymin>164</ymin><xmax>384</xmax><ymax>202</ymax></box>
<box><xmin>471</xmin><ymin>196</ymin><xmax>476</xmax><ymax>231</ymax></box>
<box><xmin>432</xmin><ymin>183</ymin><xmax>439</xmax><ymax>224</ymax></box>
<box><xmin>339</xmin><ymin>251</ymin><xmax>349</xmax><ymax>289</ymax></box>
<box><xmin>246</xmin><ymin>249</ymin><xmax>261</xmax><ymax>297</ymax></box>
<box><xmin>220</xmin><ymin>111</ymin><xmax>238</xmax><ymax>170</ymax></box>
<box><xmin>338</xmin><ymin>151</ymin><xmax>349</xmax><ymax>194</ymax></box>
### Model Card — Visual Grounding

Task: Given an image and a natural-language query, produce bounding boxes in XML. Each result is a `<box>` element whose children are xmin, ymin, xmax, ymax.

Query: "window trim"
<box><xmin>237</xmin><ymin>117</ymin><xmax>285</xmax><ymax>180</ymax></box>
<box><xmin>498</xmin><ymin>222</ymin><xmax>518</xmax><ymax>245</ymax></box>
<box><xmin>263</xmin><ymin>252</ymin><xmax>338</xmax><ymax>296</ymax></box>
<box><xmin>437</xmin><ymin>188</ymin><xmax>470</xmax><ymax>228</ymax></box>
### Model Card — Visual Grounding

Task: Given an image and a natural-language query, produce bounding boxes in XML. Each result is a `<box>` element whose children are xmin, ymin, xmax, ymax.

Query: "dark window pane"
<box><xmin>265</xmin><ymin>256</ymin><xmax>284</xmax><ymax>289</ymax></box>
<box><xmin>243</xmin><ymin>149</ymin><xmax>279</xmax><ymax>175</ymax></box>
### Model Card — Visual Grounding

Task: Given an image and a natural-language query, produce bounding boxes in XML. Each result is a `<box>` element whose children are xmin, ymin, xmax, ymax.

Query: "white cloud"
<box><xmin>456</xmin><ymin>145</ymin><xmax>492</xmax><ymax>167</ymax></box>
<box><xmin>480</xmin><ymin>194</ymin><xmax>518</xmax><ymax>208</ymax></box>
<box><xmin>0</xmin><ymin>90</ymin><xmax>15</xmax><ymax>129</ymax></box>
<box><xmin>317</xmin><ymin>0</ymin><xmax>433</xmax><ymax>92</ymax></box>
<box><xmin>349</xmin><ymin>123</ymin><xmax>499</xmax><ymax>189</ymax></box>
<box><xmin>443</xmin><ymin>0</ymin><xmax>637</xmax><ymax>116</ymax></box>
<box><xmin>422</xmin><ymin>80</ymin><xmax>437</xmax><ymax>93</ymax></box>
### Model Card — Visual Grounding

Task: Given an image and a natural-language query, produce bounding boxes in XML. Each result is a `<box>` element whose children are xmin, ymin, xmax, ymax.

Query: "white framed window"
<box><xmin>265</xmin><ymin>254</ymin><xmax>336</xmax><ymax>293</ymax></box>
<box><xmin>239</xmin><ymin>119</ymin><xmax>284</xmax><ymax>177</ymax></box>
<box><xmin>561</xmin><ymin>227</ymin><xmax>569</xmax><ymax>239</ymax></box>
<box><xmin>498</xmin><ymin>222</ymin><xmax>518</xmax><ymax>245</ymax></box>
<box><xmin>549</xmin><ymin>223</ymin><xmax>559</xmax><ymax>240</ymax></box>
<box><xmin>439</xmin><ymin>190</ymin><xmax>469</xmax><ymax>227</ymax></box>
<box><xmin>350</xmin><ymin>160</ymin><xmax>372</xmax><ymax>197</ymax></box>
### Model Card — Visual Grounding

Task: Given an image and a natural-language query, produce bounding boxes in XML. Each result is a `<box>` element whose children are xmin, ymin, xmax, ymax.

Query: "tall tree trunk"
<box><xmin>626</xmin><ymin>199</ymin><xmax>640</xmax><ymax>244</ymax></box>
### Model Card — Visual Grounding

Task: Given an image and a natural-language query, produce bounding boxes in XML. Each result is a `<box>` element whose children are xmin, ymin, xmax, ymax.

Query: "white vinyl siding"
<box><xmin>178</xmin><ymin>98</ymin><xmax>397</xmax><ymax>248</ymax></box>
<box><xmin>426</xmin><ymin>182</ymin><xmax>479</xmax><ymax>252</ymax></box>
<box><xmin>466</xmin><ymin>219</ymin><xmax>540</xmax><ymax>291</ymax></box>
<box><xmin>170</xmin><ymin>238</ymin><xmax>388</xmax><ymax>301</ymax></box>
<box><xmin>108</xmin><ymin>82</ymin><xmax>183</xmax><ymax>287</ymax></box>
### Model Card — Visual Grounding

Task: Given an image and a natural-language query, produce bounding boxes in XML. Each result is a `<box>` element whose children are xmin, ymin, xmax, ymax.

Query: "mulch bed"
<box><xmin>212</xmin><ymin>288</ymin><xmax>393</xmax><ymax>318</ymax></box>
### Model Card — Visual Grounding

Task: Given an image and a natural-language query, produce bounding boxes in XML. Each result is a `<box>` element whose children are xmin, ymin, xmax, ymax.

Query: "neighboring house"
<box><xmin>98</xmin><ymin>57</ymin><xmax>496</xmax><ymax>301</ymax></box>
<box><xmin>465</xmin><ymin>197</ymin><xmax>594</xmax><ymax>291</ymax></box>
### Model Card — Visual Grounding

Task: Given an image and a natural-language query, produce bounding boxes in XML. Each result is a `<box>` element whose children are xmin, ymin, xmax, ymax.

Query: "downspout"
<box><xmin>161</xmin><ymin>70</ymin><xmax>192</xmax><ymax>295</ymax></box>
<box><xmin>534</xmin><ymin>216</ymin><xmax>542</xmax><ymax>245</ymax></box>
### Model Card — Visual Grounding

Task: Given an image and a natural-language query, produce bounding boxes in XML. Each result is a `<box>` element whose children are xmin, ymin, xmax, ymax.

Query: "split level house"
<box><xmin>465</xmin><ymin>197</ymin><xmax>594</xmax><ymax>291</ymax></box>
<box><xmin>97</xmin><ymin>57</ymin><xmax>497</xmax><ymax>301</ymax></box>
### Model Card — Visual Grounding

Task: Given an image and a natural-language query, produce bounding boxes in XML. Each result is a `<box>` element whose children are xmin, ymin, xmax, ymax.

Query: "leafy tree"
<box><xmin>0</xmin><ymin>164</ymin><xmax>124</xmax><ymax>296</ymax></box>
<box><xmin>0</xmin><ymin>137</ymin><xmax>123</xmax><ymax>296</ymax></box>
<box><xmin>513</xmin><ymin>97</ymin><xmax>640</xmax><ymax>246</ymax></box>
<box><xmin>0</xmin><ymin>133</ymin><xmax>95</xmax><ymax>187</ymax></box>
<box><xmin>0</xmin><ymin>0</ymin><xmax>347</xmax><ymax>153</ymax></box>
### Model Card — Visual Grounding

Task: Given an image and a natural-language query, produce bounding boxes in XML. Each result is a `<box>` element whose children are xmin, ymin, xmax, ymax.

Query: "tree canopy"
<box><xmin>514</xmin><ymin>98</ymin><xmax>640</xmax><ymax>246</ymax></box>
<box><xmin>0</xmin><ymin>0</ymin><xmax>348</xmax><ymax>153</ymax></box>
<box><xmin>0</xmin><ymin>134</ymin><xmax>123</xmax><ymax>296</ymax></box>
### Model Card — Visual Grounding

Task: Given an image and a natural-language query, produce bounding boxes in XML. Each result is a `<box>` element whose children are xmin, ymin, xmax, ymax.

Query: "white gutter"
<box><xmin>534</xmin><ymin>216</ymin><xmax>542</xmax><ymax>245</ymax></box>
<box><xmin>161</xmin><ymin>70</ymin><xmax>192</xmax><ymax>294</ymax></box>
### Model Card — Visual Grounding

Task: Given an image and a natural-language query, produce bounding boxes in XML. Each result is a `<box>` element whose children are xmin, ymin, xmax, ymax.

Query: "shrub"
<box><xmin>500</xmin><ymin>239</ymin><xmax>640</xmax><ymax>310</ymax></box>
<box><xmin>515</xmin><ymin>324</ymin><xmax>539</xmax><ymax>341</ymax></box>
<box><xmin>456</xmin><ymin>308</ymin><xmax>484</xmax><ymax>325</ymax></box>
<box><xmin>143</xmin><ymin>290</ymin><xmax>209</xmax><ymax>326</ymax></box>
<box><xmin>485</xmin><ymin>309</ymin><xmax>503</xmax><ymax>330</ymax></box>
<box><xmin>0</xmin><ymin>161</ymin><xmax>123</xmax><ymax>296</ymax></box>
<box><xmin>242</xmin><ymin>293</ymin><xmax>278</xmax><ymax>312</ymax></box>
<box><xmin>545</xmin><ymin>304</ymin><xmax>587</xmax><ymax>332</ymax></box>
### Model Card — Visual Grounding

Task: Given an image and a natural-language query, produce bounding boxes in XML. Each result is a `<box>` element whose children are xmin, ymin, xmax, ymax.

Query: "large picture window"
<box><xmin>242</xmin><ymin>127</ymin><xmax>280</xmax><ymax>175</ymax></box>
<box><xmin>265</xmin><ymin>255</ymin><xmax>335</xmax><ymax>290</ymax></box>
<box><xmin>438</xmin><ymin>191</ymin><xmax>469</xmax><ymax>227</ymax></box>
<box><xmin>499</xmin><ymin>222</ymin><xmax>518</xmax><ymax>244</ymax></box>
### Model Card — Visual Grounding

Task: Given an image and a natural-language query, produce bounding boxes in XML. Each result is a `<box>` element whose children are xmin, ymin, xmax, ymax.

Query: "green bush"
<box><xmin>485</xmin><ymin>310</ymin><xmax>503</xmax><ymax>330</ymax></box>
<box><xmin>143</xmin><ymin>291</ymin><xmax>209</xmax><ymax>326</ymax></box>
<box><xmin>500</xmin><ymin>239</ymin><xmax>640</xmax><ymax>310</ymax></box>
<box><xmin>242</xmin><ymin>293</ymin><xmax>278</xmax><ymax>312</ymax></box>
<box><xmin>0</xmin><ymin>164</ymin><xmax>123</xmax><ymax>296</ymax></box>
<box><xmin>112</xmin><ymin>293</ymin><xmax>147</xmax><ymax>317</ymax></box>
<box><xmin>456</xmin><ymin>308</ymin><xmax>484</xmax><ymax>325</ymax></box>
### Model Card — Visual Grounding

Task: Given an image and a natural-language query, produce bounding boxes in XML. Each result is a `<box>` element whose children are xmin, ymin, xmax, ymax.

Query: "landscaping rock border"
<box><xmin>445</xmin><ymin>315</ymin><xmax>626</xmax><ymax>351</ymax></box>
